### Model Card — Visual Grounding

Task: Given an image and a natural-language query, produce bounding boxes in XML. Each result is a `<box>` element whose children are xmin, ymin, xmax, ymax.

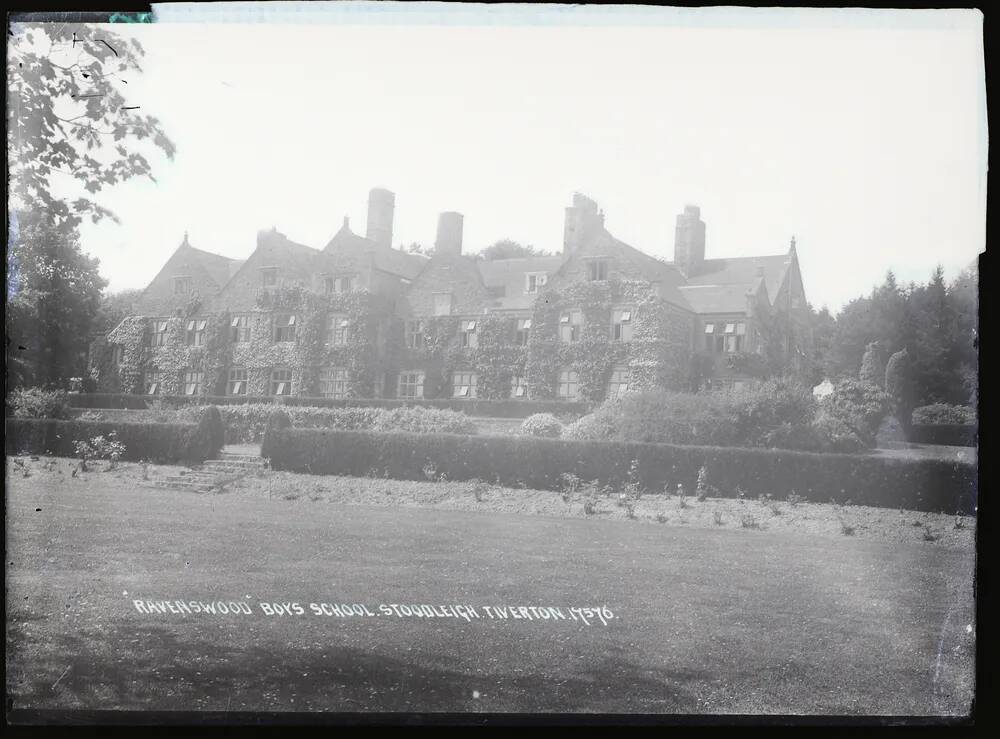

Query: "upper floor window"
<box><xmin>271</xmin><ymin>367</ymin><xmax>293</xmax><ymax>396</ymax></box>
<box><xmin>111</xmin><ymin>344</ymin><xmax>124</xmax><ymax>367</ymax></box>
<box><xmin>398</xmin><ymin>370</ymin><xmax>425</xmax><ymax>399</ymax></box>
<box><xmin>327</xmin><ymin>314</ymin><xmax>349</xmax><ymax>346</ymax></box>
<box><xmin>174</xmin><ymin>276</ymin><xmax>192</xmax><ymax>294</ymax></box>
<box><xmin>228</xmin><ymin>367</ymin><xmax>247</xmax><ymax>396</ymax></box>
<box><xmin>319</xmin><ymin>367</ymin><xmax>349</xmax><ymax>399</ymax></box>
<box><xmin>459</xmin><ymin>320</ymin><xmax>478</xmax><ymax>349</ymax></box>
<box><xmin>274</xmin><ymin>313</ymin><xmax>296</xmax><ymax>343</ymax></box>
<box><xmin>183</xmin><ymin>369</ymin><xmax>204</xmax><ymax>396</ymax></box>
<box><xmin>511</xmin><ymin>375</ymin><xmax>527</xmax><ymax>399</ymax></box>
<box><xmin>260</xmin><ymin>267</ymin><xmax>278</xmax><ymax>288</ymax></box>
<box><xmin>586</xmin><ymin>259</ymin><xmax>609</xmax><ymax>281</ymax></box>
<box><xmin>433</xmin><ymin>292</ymin><xmax>453</xmax><ymax>317</ymax></box>
<box><xmin>515</xmin><ymin>318</ymin><xmax>531</xmax><ymax>346</ymax></box>
<box><xmin>149</xmin><ymin>319</ymin><xmax>169</xmax><ymax>347</ymax></box>
<box><xmin>324</xmin><ymin>274</ymin><xmax>355</xmax><ymax>294</ymax></box>
<box><xmin>525</xmin><ymin>272</ymin><xmax>548</xmax><ymax>294</ymax></box>
<box><xmin>406</xmin><ymin>320</ymin><xmax>424</xmax><ymax>349</ymax></box>
<box><xmin>453</xmin><ymin>371</ymin><xmax>478</xmax><ymax>398</ymax></box>
<box><xmin>186</xmin><ymin>318</ymin><xmax>207</xmax><ymax>347</ymax></box>
<box><xmin>557</xmin><ymin>369</ymin><xmax>579</xmax><ymax>400</ymax></box>
<box><xmin>559</xmin><ymin>310</ymin><xmax>583</xmax><ymax>343</ymax></box>
<box><xmin>611</xmin><ymin>308</ymin><xmax>633</xmax><ymax>342</ymax></box>
<box><xmin>607</xmin><ymin>366</ymin><xmax>631</xmax><ymax>401</ymax></box>
<box><xmin>144</xmin><ymin>369</ymin><xmax>161</xmax><ymax>395</ymax></box>
<box><xmin>231</xmin><ymin>314</ymin><xmax>251</xmax><ymax>343</ymax></box>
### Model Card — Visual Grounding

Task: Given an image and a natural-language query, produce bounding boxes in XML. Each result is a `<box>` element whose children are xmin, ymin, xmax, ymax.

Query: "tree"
<box><xmin>95</xmin><ymin>287</ymin><xmax>143</xmax><ymax>332</ymax></box>
<box><xmin>949</xmin><ymin>263</ymin><xmax>978</xmax><ymax>406</ymax></box>
<box><xmin>403</xmin><ymin>242</ymin><xmax>434</xmax><ymax>257</ymax></box>
<box><xmin>7</xmin><ymin>210</ymin><xmax>108</xmax><ymax>388</ymax></box>
<box><xmin>884</xmin><ymin>348</ymin><xmax>915</xmax><ymax>435</ymax></box>
<box><xmin>478</xmin><ymin>239</ymin><xmax>552</xmax><ymax>260</ymax></box>
<box><xmin>7</xmin><ymin>22</ymin><xmax>175</xmax><ymax>227</ymax></box>
<box><xmin>859</xmin><ymin>340</ymin><xmax>886</xmax><ymax>387</ymax></box>
<box><xmin>910</xmin><ymin>266</ymin><xmax>960</xmax><ymax>404</ymax></box>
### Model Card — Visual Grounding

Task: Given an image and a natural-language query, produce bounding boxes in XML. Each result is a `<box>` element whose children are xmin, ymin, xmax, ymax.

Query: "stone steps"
<box><xmin>147</xmin><ymin>452</ymin><xmax>266</xmax><ymax>493</ymax></box>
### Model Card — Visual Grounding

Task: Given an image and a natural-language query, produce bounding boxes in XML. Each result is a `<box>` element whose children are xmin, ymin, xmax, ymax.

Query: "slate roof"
<box><xmin>680</xmin><ymin>254</ymin><xmax>792</xmax><ymax>307</ymax></box>
<box><xmin>186</xmin><ymin>245</ymin><xmax>240</xmax><ymax>289</ymax></box>
<box><xmin>476</xmin><ymin>255</ymin><xmax>566</xmax><ymax>311</ymax></box>
<box><xmin>323</xmin><ymin>223</ymin><xmax>428</xmax><ymax>281</ymax></box>
<box><xmin>678</xmin><ymin>281</ymin><xmax>764</xmax><ymax>314</ymax></box>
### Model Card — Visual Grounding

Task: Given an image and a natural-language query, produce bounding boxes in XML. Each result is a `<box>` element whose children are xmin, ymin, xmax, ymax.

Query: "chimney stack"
<box><xmin>435</xmin><ymin>211</ymin><xmax>464</xmax><ymax>256</ymax></box>
<box><xmin>366</xmin><ymin>188</ymin><xmax>395</xmax><ymax>248</ymax></box>
<box><xmin>563</xmin><ymin>192</ymin><xmax>605</xmax><ymax>254</ymax></box>
<box><xmin>674</xmin><ymin>204</ymin><xmax>706</xmax><ymax>277</ymax></box>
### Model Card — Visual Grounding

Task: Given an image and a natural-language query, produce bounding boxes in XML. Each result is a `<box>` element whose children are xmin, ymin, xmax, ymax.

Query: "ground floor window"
<box><xmin>511</xmin><ymin>375</ymin><xmax>527</xmax><ymax>398</ymax></box>
<box><xmin>271</xmin><ymin>368</ymin><xmax>293</xmax><ymax>396</ymax></box>
<box><xmin>557</xmin><ymin>369</ymin><xmax>579</xmax><ymax>400</ymax></box>
<box><xmin>453</xmin><ymin>371</ymin><xmax>478</xmax><ymax>398</ymax></box>
<box><xmin>228</xmin><ymin>367</ymin><xmax>247</xmax><ymax>395</ymax></box>
<box><xmin>607</xmin><ymin>366</ymin><xmax>630</xmax><ymax>400</ymax></box>
<box><xmin>144</xmin><ymin>369</ymin><xmax>161</xmax><ymax>395</ymax></box>
<box><xmin>398</xmin><ymin>370</ymin><xmax>425</xmax><ymax>399</ymax></box>
<box><xmin>319</xmin><ymin>367</ymin><xmax>349</xmax><ymax>398</ymax></box>
<box><xmin>182</xmin><ymin>370</ymin><xmax>204</xmax><ymax>396</ymax></box>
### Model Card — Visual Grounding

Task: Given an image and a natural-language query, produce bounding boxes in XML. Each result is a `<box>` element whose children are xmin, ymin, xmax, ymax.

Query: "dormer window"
<box><xmin>274</xmin><ymin>313</ymin><xmax>296</xmax><ymax>342</ymax></box>
<box><xmin>459</xmin><ymin>320</ymin><xmax>478</xmax><ymax>348</ymax></box>
<box><xmin>433</xmin><ymin>292</ymin><xmax>453</xmax><ymax>316</ymax></box>
<box><xmin>586</xmin><ymin>259</ymin><xmax>609</xmax><ymax>281</ymax></box>
<box><xmin>174</xmin><ymin>276</ymin><xmax>192</xmax><ymax>294</ymax></box>
<box><xmin>525</xmin><ymin>272</ymin><xmax>548</xmax><ymax>294</ymax></box>
<box><xmin>260</xmin><ymin>267</ymin><xmax>278</xmax><ymax>287</ymax></box>
<box><xmin>611</xmin><ymin>308</ymin><xmax>633</xmax><ymax>342</ymax></box>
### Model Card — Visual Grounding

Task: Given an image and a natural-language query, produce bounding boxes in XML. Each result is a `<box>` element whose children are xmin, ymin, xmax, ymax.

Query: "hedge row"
<box><xmin>909</xmin><ymin>424</ymin><xmax>977</xmax><ymax>448</ymax></box>
<box><xmin>264</xmin><ymin>428</ymin><xmax>977</xmax><ymax>514</ymax></box>
<box><xmin>5</xmin><ymin>418</ymin><xmax>219</xmax><ymax>464</ymax></box>
<box><xmin>65</xmin><ymin>393</ymin><xmax>591</xmax><ymax>418</ymax></box>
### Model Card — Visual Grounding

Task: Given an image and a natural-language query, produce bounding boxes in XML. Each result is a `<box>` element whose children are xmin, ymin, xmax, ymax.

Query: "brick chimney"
<box><xmin>366</xmin><ymin>188</ymin><xmax>395</xmax><ymax>248</ymax></box>
<box><xmin>563</xmin><ymin>193</ymin><xmax>605</xmax><ymax>254</ymax></box>
<box><xmin>674</xmin><ymin>205</ymin><xmax>706</xmax><ymax>277</ymax></box>
<box><xmin>435</xmin><ymin>212</ymin><xmax>464</xmax><ymax>256</ymax></box>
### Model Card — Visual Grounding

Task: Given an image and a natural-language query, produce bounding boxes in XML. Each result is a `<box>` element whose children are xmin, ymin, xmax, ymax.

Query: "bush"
<box><xmin>819</xmin><ymin>378</ymin><xmax>892</xmax><ymax>448</ymax></box>
<box><xmin>6</xmin><ymin>418</ymin><xmax>212</xmax><ymax>464</ymax></box>
<box><xmin>74</xmin><ymin>431</ymin><xmax>127</xmax><ymax>470</ymax></box>
<box><xmin>373</xmin><ymin>406</ymin><xmax>477</xmax><ymax>435</ymax></box>
<box><xmin>264</xmin><ymin>428</ymin><xmax>977</xmax><ymax>514</ymax></box>
<box><xmin>561</xmin><ymin>410</ymin><xmax>618</xmax><ymax>441</ymax></box>
<box><xmin>728</xmin><ymin>377</ymin><xmax>817</xmax><ymax>447</ymax></box>
<box><xmin>602</xmin><ymin>390</ymin><xmax>737</xmax><ymax>446</ymax></box>
<box><xmin>912</xmin><ymin>404</ymin><xmax>976</xmax><ymax>426</ymax></box>
<box><xmin>9</xmin><ymin>387</ymin><xmax>70</xmax><ymax>419</ymax></box>
<box><xmin>261</xmin><ymin>409</ymin><xmax>292</xmax><ymax>460</ymax></box>
<box><xmin>195</xmin><ymin>406</ymin><xmax>225</xmax><ymax>459</ymax></box>
<box><xmin>519</xmin><ymin>413</ymin><xmax>563</xmax><ymax>438</ymax></box>
<box><xmin>909</xmin><ymin>424</ymin><xmax>977</xmax><ymax>447</ymax></box>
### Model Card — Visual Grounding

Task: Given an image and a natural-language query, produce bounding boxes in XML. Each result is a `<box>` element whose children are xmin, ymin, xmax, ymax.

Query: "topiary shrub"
<box><xmin>519</xmin><ymin>413</ymin><xmax>564</xmax><ymax>438</ymax></box>
<box><xmin>372</xmin><ymin>406</ymin><xmax>477</xmax><ymax>435</ymax></box>
<box><xmin>261</xmin><ymin>408</ymin><xmax>292</xmax><ymax>460</ymax></box>
<box><xmin>199</xmin><ymin>406</ymin><xmax>225</xmax><ymax>457</ymax></box>
<box><xmin>8</xmin><ymin>387</ymin><xmax>71</xmax><ymax>419</ymax></box>
<box><xmin>562</xmin><ymin>410</ymin><xmax>619</xmax><ymax>441</ymax></box>
<box><xmin>819</xmin><ymin>378</ymin><xmax>892</xmax><ymax>448</ymax></box>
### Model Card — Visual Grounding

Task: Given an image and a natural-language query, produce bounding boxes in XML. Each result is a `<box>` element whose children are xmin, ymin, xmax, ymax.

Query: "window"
<box><xmin>515</xmin><ymin>318</ymin><xmax>531</xmax><ymax>346</ymax></box>
<box><xmin>607</xmin><ymin>366</ymin><xmax>630</xmax><ymax>401</ymax></box>
<box><xmin>611</xmin><ymin>308</ymin><xmax>633</xmax><ymax>342</ymax></box>
<box><xmin>144</xmin><ymin>369</ymin><xmax>161</xmax><ymax>395</ymax></box>
<box><xmin>183</xmin><ymin>370</ymin><xmax>204</xmax><ymax>396</ymax></box>
<box><xmin>452</xmin><ymin>371</ymin><xmax>478</xmax><ymax>398</ymax></box>
<box><xmin>405</xmin><ymin>320</ymin><xmax>424</xmax><ymax>349</ymax></box>
<box><xmin>398</xmin><ymin>370</ymin><xmax>425</xmax><ymax>399</ymax></box>
<box><xmin>433</xmin><ymin>293</ymin><xmax>453</xmax><ymax>316</ymax></box>
<box><xmin>324</xmin><ymin>274</ymin><xmax>354</xmax><ymax>294</ymax></box>
<box><xmin>271</xmin><ymin>368</ymin><xmax>293</xmax><ymax>396</ymax></box>
<box><xmin>149</xmin><ymin>319</ymin><xmax>169</xmax><ymax>347</ymax></box>
<box><xmin>511</xmin><ymin>375</ymin><xmax>527</xmax><ymax>399</ymax></box>
<box><xmin>319</xmin><ymin>367</ymin><xmax>348</xmax><ymax>398</ymax></box>
<box><xmin>274</xmin><ymin>313</ymin><xmax>296</xmax><ymax>342</ymax></box>
<box><xmin>260</xmin><ymin>267</ymin><xmax>278</xmax><ymax>287</ymax></box>
<box><xmin>557</xmin><ymin>369</ymin><xmax>579</xmax><ymax>399</ymax></box>
<box><xmin>459</xmin><ymin>320</ymin><xmax>478</xmax><ymax>348</ymax></box>
<box><xmin>327</xmin><ymin>314</ymin><xmax>348</xmax><ymax>346</ymax></box>
<box><xmin>525</xmin><ymin>272</ymin><xmax>547</xmax><ymax>294</ymax></box>
<box><xmin>228</xmin><ymin>367</ymin><xmax>247</xmax><ymax>396</ymax></box>
<box><xmin>186</xmin><ymin>318</ymin><xmax>207</xmax><ymax>347</ymax></box>
<box><xmin>559</xmin><ymin>310</ymin><xmax>583</xmax><ymax>343</ymax></box>
<box><xmin>587</xmin><ymin>259</ymin><xmax>609</xmax><ymax>281</ymax></box>
<box><xmin>722</xmin><ymin>322</ymin><xmax>743</xmax><ymax>353</ymax></box>
<box><xmin>231</xmin><ymin>314</ymin><xmax>251</xmax><ymax>343</ymax></box>
<box><xmin>111</xmin><ymin>345</ymin><xmax>124</xmax><ymax>366</ymax></box>
<box><xmin>174</xmin><ymin>276</ymin><xmax>192</xmax><ymax>294</ymax></box>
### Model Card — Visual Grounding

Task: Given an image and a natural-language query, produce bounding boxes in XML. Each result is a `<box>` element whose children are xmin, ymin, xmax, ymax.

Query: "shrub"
<box><xmin>561</xmin><ymin>409</ymin><xmax>618</xmax><ymax>441</ymax></box>
<box><xmin>261</xmin><ymin>409</ymin><xmax>292</xmax><ymax>460</ymax></box>
<box><xmin>373</xmin><ymin>406</ymin><xmax>477</xmax><ymax>435</ymax></box>
<box><xmin>9</xmin><ymin>387</ymin><xmax>70</xmax><ymax>419</ymax></box>
<box><xmin>909</xmin><ymin>424</ymin><xmax>977</xmax><ymax>447</ymax></box>
<box><xmin>740</xmin><ymin>514</ymin><xmax>760</xmax><ymax>530</ymax></box>
<box><xmin>519</xmin><ymin>413</ymin><xmax>563</xmax><ymax>438</ymax></box>
<box><xmin>912</xmin><ymin>404</ymin><xmax>976</xmax><ymax>426</ymax></box>
<box><xmin>728</xmin><ymin>376</ymin><xmax>817</xmax><ymax>447</ymax></box>
<box><xmin>74</xmin><ymin>431</ymin><xmax>127</xmax><ymax>470</ymax></box>
<box><xmin>196</xmin><ymin>406</ymin><xmax>225</xmax><ymax>458</ymax></box>
<box><xmin>608</xmin><ymin>390</ymin><xmax>737</xmax><ymax>446</ymax></box>
<box><xmin>819</xmin><ymin>379</ymin><xmax>892</xmax><ymax>448</ymax></box>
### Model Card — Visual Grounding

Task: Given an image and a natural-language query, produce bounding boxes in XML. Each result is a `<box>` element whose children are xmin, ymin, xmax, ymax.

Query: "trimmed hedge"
<box><xmin>5</xmin><ymin>418</ymin><xmax>215</xmax><ymax>464</ymax></box>
<box><xmin>909</xmin><ymin>424</ymin><xmax>977</xmax><ymax>448</ymax></box>
<box><xmin>65</xmin><ymin>393</ymin><xmax>591</xmax><ymax>418</ymax></box>
<box><xmin>265</xmin><ymin>428</ymin><xmax>977</xmax><ymax>514</ymax></box>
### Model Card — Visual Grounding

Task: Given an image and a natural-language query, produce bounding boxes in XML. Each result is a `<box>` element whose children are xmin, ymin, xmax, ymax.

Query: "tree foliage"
<box><xmin>478</xmin><ymin>239</ymin><xmax>553</xmax><ymax>261</ymax></box>
<box><xmin>95</xmin><ymin>287</ymin><xmax>143</xmax><ymax>332</ymax></box>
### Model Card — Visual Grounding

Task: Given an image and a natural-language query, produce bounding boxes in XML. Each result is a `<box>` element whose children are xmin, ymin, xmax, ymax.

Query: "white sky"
<box><xmin>43</xmin><ymin>4</ymin><xmax>985</xmax><ymax>312</ymax></box>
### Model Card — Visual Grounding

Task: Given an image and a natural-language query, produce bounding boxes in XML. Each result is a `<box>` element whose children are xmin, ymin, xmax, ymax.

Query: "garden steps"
<box><xmin>145</xmin><ymin>451</ymin><xmax>266</xmax><ymax>493</ymax></box>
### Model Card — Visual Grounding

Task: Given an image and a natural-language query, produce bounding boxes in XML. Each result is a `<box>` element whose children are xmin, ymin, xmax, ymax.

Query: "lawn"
<box><xmin>6</xmin><ymin>457</ymin><xmax>976</xmax><ymax>718</ymax></box>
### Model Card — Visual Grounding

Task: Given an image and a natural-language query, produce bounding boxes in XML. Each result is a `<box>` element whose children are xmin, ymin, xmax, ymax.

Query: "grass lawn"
<box><xmin>7</xmin><ymin>457</ymin><xmax>975</xmax><ymax>717</ymax></box>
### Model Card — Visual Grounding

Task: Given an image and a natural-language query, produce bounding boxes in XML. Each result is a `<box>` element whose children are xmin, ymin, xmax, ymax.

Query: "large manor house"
<box><xmin>91</xmin><ymin>189</ymin><xmax>808</xmax><ymax>402</ymax></box>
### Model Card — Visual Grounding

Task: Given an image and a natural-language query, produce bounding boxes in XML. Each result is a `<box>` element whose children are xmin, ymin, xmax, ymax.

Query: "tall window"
<box><xmin>611</xmin><ymin>308</ymin><xmax>633</xmax><ymax>342</ymax></box>
<box><xmin>453</xmin><ymin>371</ymin><xmax>478</xmax><ymax>398</ymax></box>
<box><xmin>271</xmin><ymin>368</ymin><xmax>293</xmax><ymax>396</ymax></box>
<box><xmin>559</xmin><ymin>310</ymin><xmax>583</xmax><ymax>343</ymax></box>
<box><xmin>433</xmin><ymin>293</ymin><xmax>453</xmax><ymax>316</ymax></box>
<box><xmin>183</xmin><ymin>370</ymin><xmax>204</xmax><ymax>396</ymax></box>
<box><xmin>398</xmin><ymin>370</ymin><xmax>425</xmax><ymax>399</ymax></box>
<box><xmin>459</xmin><ymin>320</ymin><xmax>478</xmax><ymax>348</ymax></box>
<box><xmin>228</xmin><ymin>367</ymin><xmax>247</xmax><ymax>395</ymax></box>
<box><xmin>144</xmin><ymin>369</ymin><xmax>161</xmax><ymax>395</ymax></box>
<box><xmin>274</xmin><ymin>313</ymin><xmax>296</xmax><ymax>342</ymax></box>
<box><xmin>327</xmin><ymin>314</ymin><xmax>348</xmax><ymax>346</ymax></box>
<box><xmin>174</xmin><ymin>276</ymin><xmax>192</xmax><ymax>294</ymax></box>
<box><xmin>149</xmin><ymin>319</ymin><xmax>169</xmax><ymax>347</ymax></box>
<box><xmin>586</xmin><ymin>259</ymin><xmax>609</xmax><ymax>281</ymax></box>
<box><xmin>319</xmin><ymin>367</ymin><xmax>348</xmax><ymax>398</ymax></box>
<box><xmin>405</xmin><ymin>320</ymin><xmax>424</xmax><ymax>349</ymax></box>
<box><xmin>515</xmin><ymin>318</ymin><xmax>531</xmax><ymax>346</ymax></box>
<box><xmin>525</xmin><ymin>272</ymin><xmax>547</xmax><ymax>294</ymax></box>
<box><xmin>607</xmin><ymin>366</ymin><xmax>630</xmax><ymax>401</ymax></box>
<box><xmin>557</xmin><ymin>369</ymin><xmax>579</xmax><ymax>400</ymax></box>
<box><xmin>231</xmin><ymin>314</ymin><xmax>251</xmax><ymax>343</ymax></box>
<box><xmin>111</xmin><ymin>345</ymin><xmax>124</xmax><ymax>367</ymax></box>
<box><xmin>511</xmin><ymin>375</ymin><xmax>528</xmax><ymax>399</ymax></box>
<box><xmin>260</xmin><ymin>267</ymin><xmax>278</xmax><ymax>287</ymax></box>
<box><xmin>186</xmin><ymin>318</ymin><xmax>207</xmax><ymax>347</ymax></box>
<box><xmin>324</xmin><ymin>274</ymin><xmax>355</xmax><ymax>294</ymax></box>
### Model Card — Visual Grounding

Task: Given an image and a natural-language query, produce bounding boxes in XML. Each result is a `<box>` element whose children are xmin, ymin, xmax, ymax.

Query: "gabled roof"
<box><xmin>681</xmin><ymin>253</ymin><xmax>792</xmax><ymax>307</ymax></box>
<box><xmin>323</xmin><ymin>221</ymin><xmax>427</xmax><ymax>281</ymax></box>
<box><xmin>185</xmin><ymin>244</ymin><xmax>239</xmax><ymax>289</ymax></box>
<box><xmin>678</xmin><ymin>278</ymin><xmax>767</xmax><ymax>314</ymax></box>
<box><xmin>476</xmin><ymin>255</ymin><xmax>566</xmax><ymax>311</ymax></box>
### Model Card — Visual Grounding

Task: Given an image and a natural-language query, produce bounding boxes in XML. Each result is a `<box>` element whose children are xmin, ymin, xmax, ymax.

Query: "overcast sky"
<box><xmin>42</xmin><ymin>4</ymin><xmax>986</xmax><ymax>312</ymax></box>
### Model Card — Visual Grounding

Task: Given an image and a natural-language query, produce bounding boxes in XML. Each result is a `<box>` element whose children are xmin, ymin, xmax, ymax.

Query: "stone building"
<box><xmin>90</xmin><ymin>188</ymin><xmax>809</xmax><ymax>401</ymax></box>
